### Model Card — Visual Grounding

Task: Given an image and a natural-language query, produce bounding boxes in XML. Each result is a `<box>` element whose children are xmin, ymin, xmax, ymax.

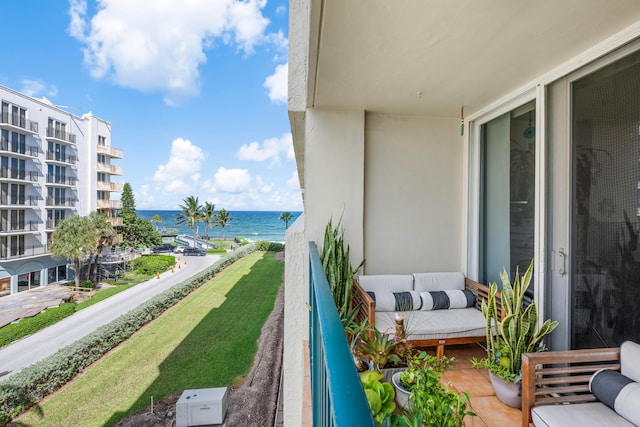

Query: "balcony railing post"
<box><xmin>308</xmin><ymin>242</ymin><xmax>374</xmax><ymax>427</ymax></box>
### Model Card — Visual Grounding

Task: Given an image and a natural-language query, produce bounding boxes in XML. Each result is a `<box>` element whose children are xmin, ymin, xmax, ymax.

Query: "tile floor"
<box><xmin>302</xmin><ymin>342</ymin><xmax>522</xmax><ymax>427</ymax></box>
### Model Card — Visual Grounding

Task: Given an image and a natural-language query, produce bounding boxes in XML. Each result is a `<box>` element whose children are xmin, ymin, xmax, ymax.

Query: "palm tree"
<box><xmin>88</xmin><ymin>212</ymin><xmax>115</xmax><ymax>285</ymax></box>
<box><xmin>50</xmin><ymin>215</ymin><xmax>94</xmax><ymax>289</ymax></box>
<box><xmin>176</xmin><ymin>196</ymin><xmax>203</xmax><ymax>247</ymax></box>
<box><xmin>216</xmin><ymin>209</ymin><xmax>233</xmax><ymax>239</ymax></box>
<box><xmin>279</xmin><ymin>212</ymin><xmax>294</xmax><ymax>230</ymax></box>
<box><xmin>201</xmin><ymin>202</ymin><xmax>216</xmax><ymax>240</ymax></box>
<box><xmin>151</xmin><ymin>214</ymin><xmax>162</xmax><ymax>231</ymax></box>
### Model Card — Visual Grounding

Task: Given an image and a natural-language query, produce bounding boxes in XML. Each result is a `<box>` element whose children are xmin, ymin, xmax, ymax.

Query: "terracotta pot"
<box><xmin>489</xmin><ymin>371</ymin><xmax>522</xmax><ymax>408</ymax></box>
<box><xmin>391</xmin><ymin>372</ymin><xmax>412</xmax><ymax>409</ymax></box>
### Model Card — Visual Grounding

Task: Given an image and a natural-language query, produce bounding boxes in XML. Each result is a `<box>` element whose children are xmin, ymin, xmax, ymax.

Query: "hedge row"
<box><xmin>132</xmin><ymin>254</ymin><xmax>176</xmax><ymax>275</ymax></box>
<box><xmin>256</xmin><ymin>240</ymin><xmax>285</xmax><ymax>252</ymax></box>
<box><xmin>0</xmin><ymin>244</ymin><xmax>257</xmax><ymax>425</ymax></box>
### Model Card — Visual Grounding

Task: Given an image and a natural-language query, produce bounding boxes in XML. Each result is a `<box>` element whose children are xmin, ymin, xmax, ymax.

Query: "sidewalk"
<box><xmin>0</xmin><ymin>254</ymin><xmax>219</xmax><ymax>380</ymax></box>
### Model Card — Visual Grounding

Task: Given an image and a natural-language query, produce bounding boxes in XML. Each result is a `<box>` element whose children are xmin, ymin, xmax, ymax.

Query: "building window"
<box><xmin>98</xmin><ymin>135</ymin><xmax>107</xmax><ymax>146</ymax></box>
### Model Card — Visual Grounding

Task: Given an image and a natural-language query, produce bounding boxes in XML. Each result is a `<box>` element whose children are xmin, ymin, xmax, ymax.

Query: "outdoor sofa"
<box><xmin>352</xmin><ymin>272</ymin><xmax>498</xmax><ymax>359</ymax></box>
<box><xmin>522</xmin><ymin>340</ymin><xmax>640</xmax><ymax>427</ymax></box>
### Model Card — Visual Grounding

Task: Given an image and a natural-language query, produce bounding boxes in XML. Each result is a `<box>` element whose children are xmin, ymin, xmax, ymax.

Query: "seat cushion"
<box><xmin>531</xmin><ymin>402</ymin><xmax>634</xmax><ymax>427</ymax></box>
<box><xmin>374</xmin><ymin>308</ymin><xmax>486</xmax><ymax>340</ymax></box>
<box><xmin>413</xmin><ymin>272</ymin><xmax>465</xmax><ymax>292</ymax></box>
<box><xmin>620</xmin><ymin>340</ymin><xmax>640</xmax><ymax>383</ymax></box>
<box><xmin>358</xmin><ymin>274</ymin><xmax>414</xmax><ymax>293</ymax></box>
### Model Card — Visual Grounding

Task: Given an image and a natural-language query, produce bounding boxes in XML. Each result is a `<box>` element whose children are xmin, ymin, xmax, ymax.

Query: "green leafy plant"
<box><xmin>360</xmin><ymin>370</ymin><xmax>396</xmax><ymax>427</ymax></box>
<box><xmin>320</xmin><ymin>217</ymin><xmax>364</xmax><ymax>316</ymax></box>
<box><xmin>472</xmin><ymin>259</ymin><xmax>559</xmax><ymax>383</ymax></box>
<box><xmin>396</xmin><ymin>350</ymin><xmax>473</xmax><ymax>427</ymax></box>
<box><xmin>358</xmin><ymin>329</ymin><xmax>401</xmax><ymax>372</ymax></box>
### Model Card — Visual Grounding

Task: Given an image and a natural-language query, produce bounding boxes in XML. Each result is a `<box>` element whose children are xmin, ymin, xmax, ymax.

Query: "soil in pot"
<box><xmin>489</xmin><ymin>371</ymin><xmax>522</xmax><ymax>408</ymax></box>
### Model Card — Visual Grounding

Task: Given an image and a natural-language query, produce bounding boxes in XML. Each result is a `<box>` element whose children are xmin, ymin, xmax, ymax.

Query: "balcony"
<box><xmin>46</xmin><ymin>174</ymin><xmax>77</xmax><ymax>187</ymax></box>
<box><xmin>45</xmin><ymin>151</ymin><xmax>77</xmax><ymax>165</ymax></box>
<box><xmin>97</xmin><ymin>144</ymin><xmax>124</xmax><ymax>159</ymax></box>
<box><xmin>97</xmin><ymin>181</ymin><xmax>124</xmax><ymax>192</ymax></box>
<box><xmin>96</xmin><ymin>199</ymin><xmax>123</xmax><ymax>210</ymax></box>
<box><xmin>0</xmin><ymin>221</ymin><xmax>38</xmax><ymax>234</ymax></box>
<box><xmin>0</xmin><ymin>168</ymin><xmax>38</xmax><ymax>183</ymax></box>
<box><xmin>306</xmin><ymin>242</ymin><xmax>523</xmax><ymax>426</ymax></box>
<box><xmin>0</xmin><ymin>112</ymin><xmax>39</xmax><ymax>133</ymax></box>
<box><xmin>0</xmin><ymin>244</ymin><xmax>48</xmax><ymax>260</ymax></box>
<box><xmin>0</xmin><ymin>196</ymin><xmax>38</xmax><ymax>207</ymax></box>
<box><xmin>96</xmin><ymin>162</ymin><xmax>123</xmax><ymax>176</ymax></box>
<box><xmin>46</xmin><ymin>197</ymin><xmax>76</xmax><ymax>208</ymax></box>
<box><xmin>45</xmin><ymin>127</ymin><xmax>76</xmax><ymax>144</ymax></box>
<box><xmin>46</xmin><ymin>218</ymin><xmax>63</xmax><ymax>230</ymax></box>
<box><xmin>0</xmin><ymin>138</ymin><xmax>38</xmax><ymax>158</ymax></box>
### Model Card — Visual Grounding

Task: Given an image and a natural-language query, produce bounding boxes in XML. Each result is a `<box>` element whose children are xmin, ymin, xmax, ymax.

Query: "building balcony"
<box><xmin>0</xmin><ymin>112</ymin><xmax>39</xmax><ymax>134</ymax></box>
<box><xmin>0</xmin><ymin>221</ymin><xmax>38</xmax><ymax>234</ymax></box>
<box><xmin>97</xmin><ymin>144</ymin><xmax>124</xmax><ymax>159</ymax></box>
<box><xmin>45</xmin><ymin>127</ymin><xmax>76</xmax><ymax>144</ymax></box>
<box><xmin>97</xmin><ymin>181</ymin><xmax>124</xmax><ymax>192</ymax></box>
<box><xmin>0</xmin><ymin>168</ymin><xmax>38</xmax><ymax>183</ymax></box>
<box><xmin>0</xmin><ymin>196</ymin><xmax>38</xmax><ymax>207</ymax></box>
<box><xmin>0</xmin><ymin>244</ymin><xmax>48</xmax><ymax>260</ymax></box>
<box><xmin>45</xmin><ymin>218</ymin><xmax>63</xmax><ymax>230</ymax></box>
<box><xmin>96</xmin><ymin>199</ymin><xmax>123</xmax><ymax>210</ymax></box>
<box><xmin>0</xmin><ymin>138</ymin><xmax>38</xmax><ymax>158</ymax></box>
<box><xmin>46</xmin><ymin>174</ymin><xmax>77</xmax><ymax>187</ymax></box>
<box><xmin>96</xmin><ymin>162</ymin><xmax>123</xmax><ymax>176</ymax></box>
<box><xmin>45</xmin><ymin>151</ymin><xmax>77</xmax><ymax>165</ymax></box>
<box><xmin>45</xmin><ymin>197</ymin><xmax>76</xmax><ymax>208</ymax></box>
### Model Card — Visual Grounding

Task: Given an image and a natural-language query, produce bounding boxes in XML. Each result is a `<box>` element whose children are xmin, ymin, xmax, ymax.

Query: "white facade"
<box><xmin>0</xmin><ymin>85</ymin><xmax>123</xmax><ymax>295</ymax></box>
<box><xmin>286</xmin><ymin>1</ymin><xmax>640</xmax><ymax>425</ymax></box>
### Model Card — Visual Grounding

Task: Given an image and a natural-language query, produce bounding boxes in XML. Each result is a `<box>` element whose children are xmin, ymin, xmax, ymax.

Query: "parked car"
<box><xmin>174</xmin><ymin>246</ymin><xmax>185</xmax><ymax>254</ymax></box>
<box><xmin>152</xmin><ymin>244</ymin><xmax>174</xmax><ymax>253</ymax></box>
<box><xmin>183</xmin><ymin>247</ymin><xmax>206</xmax><ymax>256</ymax></box>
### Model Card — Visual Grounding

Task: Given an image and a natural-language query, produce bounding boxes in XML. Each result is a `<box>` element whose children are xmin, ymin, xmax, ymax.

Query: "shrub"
<box><xmin>0</xmin><ymin>244</ymin><xmax>258</xmax><ymax>425</ymax></box>
<box><xmin>132</xmin><ymin>254</ymin><xmax>176</xmax><ymax>275</ymax></box>
<box><xmin>79</xmin><ymin>280</ymin><xmax>94</xmax><ymax>290</ymax></box>
<box><xmin>256</xmin><ymin>241</ymin><xmax>285</xmax><ymax>252</ymax></box>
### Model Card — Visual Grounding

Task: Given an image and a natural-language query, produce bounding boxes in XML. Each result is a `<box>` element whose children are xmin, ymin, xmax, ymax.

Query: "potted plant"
<box><xmin>358</xmin><ymin>328</ymin><xmax>402</xmax><ymax>375</ymax></box>
<box><xmin>343</xmin><ymin>313</ymin><xmax>374</xmax><ymax>372</ymax></box>
<box><xmin>360</xmin><ymin>370</ymin><xmax>396</xmax><ymax>427</ymax></box>
<box><xmin>392</xmin><ymin>350</ymin><xmax>474</xmax><ymax>426</ymax></box>
<box><xmin>472</xmin><ymin>259</ymin><xmax>559</xmax><ymax>408</ymax></box>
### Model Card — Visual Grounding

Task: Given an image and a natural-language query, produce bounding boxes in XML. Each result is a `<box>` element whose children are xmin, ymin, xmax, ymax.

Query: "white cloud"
<box><xmin>237</xmin><ymin>133</ymin><xmax>292</xmax><ymax>166</ymax></box>
<box><xmin>152</xmin><ymin>138</ymin><xmax>205</xmax><ymax>194</ymax></box>
<box><xmin>20</xmin><ymin>79</ymin><xmax>58</xmax><ymax>98</ymax></box>
<box><xmin>213</xmin><ymin>167</ymin><xmax>251</xmax><ymax>193</ymax></box>
<box><xmin>287</xmin><ymin>170</ymin><xmax>300</xmax><ymax>189</ymax></box>
<box><xmin>264</xmin><ymin>62</ymin><xmax>287</xmax><ymax>103</ymax></box>
<box><xmin>275</xmin><ymin>5</ymin><xmax>287</xmax><ymax>15</ymax></box>
<box><xmin>68</xmin><ymin>0</ymin><xmax>280</xmax><ymax>104</ymax></box>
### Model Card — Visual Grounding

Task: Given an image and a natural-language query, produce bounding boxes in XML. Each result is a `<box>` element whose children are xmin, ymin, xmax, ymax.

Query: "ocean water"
<box><xmin>136</xmin><ymin>210</ymin><xmax>302</xmax><ymax>243</ymax></box>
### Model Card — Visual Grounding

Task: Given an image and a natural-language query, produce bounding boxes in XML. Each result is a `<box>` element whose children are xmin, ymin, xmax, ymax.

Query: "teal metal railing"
<box><xmin>308</xmin><ymin>242</ymin><xmax>374</xmax><ymax>426</ymax></box>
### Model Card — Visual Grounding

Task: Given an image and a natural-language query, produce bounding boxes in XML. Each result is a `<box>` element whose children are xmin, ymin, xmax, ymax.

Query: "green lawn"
<box><xmin>17</xmin><ymin>251</ymin><xmax>283</xmax><ymax>427</ymax></box>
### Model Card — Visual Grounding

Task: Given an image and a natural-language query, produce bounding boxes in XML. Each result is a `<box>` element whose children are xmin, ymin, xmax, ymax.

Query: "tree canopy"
<box><xmin>279</xmin><ymin>212</ymin><xmax>294</xmax><ymax>230</ymax></box>
<box><xmin>176</xmin><ymin>196</ymin><xmax>203</xmax><ymax>247</ymax></box>
<box><xmin>216</xmin><ymin>209</ymin><xmax>233</xmax><ymax>239</ymax></box>
<box><xmin>50</xmin><ymin>215</ymin><xmax>96</xmax><ymax>288</ymax></box>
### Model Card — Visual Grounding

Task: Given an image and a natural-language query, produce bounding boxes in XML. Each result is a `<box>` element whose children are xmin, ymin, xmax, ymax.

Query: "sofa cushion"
<box><xmin>375</xmin><ymin>308</ymin><xmax>486</xmax><ymax>340</ymax></box>
<box><xmin>590</xmin><ymin>369</ymin><xmax>640</xmax><ymax>426</ymax></box>
<box><xmin>367</xmin><ymin>291</ymin><xmax>422</xmax><ymax>311</ymax></box>
<box><xmin>531</xmin><ymin>402</ymin><xmax>634</xmax><ymax>427</ymax></box>
<box><xmin>358</xmin><ymin>274</ymin><xmax>414</xmax><ymax>293</ymax></box>
<box><xmin>413</xmin><ymin>272</ymin><xmax>465</xmax><ymax>292</ymax></box>
<box><xmin>419</xmin><ymin>290</ymin><xmax>476</xmax><ymax>310</ymax></box>
<box><xmin>620</xmin><ymin>340</ymin><xmax>640</xmax><ymax>383</ymax></box>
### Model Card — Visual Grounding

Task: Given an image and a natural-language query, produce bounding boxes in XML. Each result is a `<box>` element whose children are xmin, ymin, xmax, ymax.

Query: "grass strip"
<box><xmin>18</xmin><ymin>251</ymin><xmax>283</xmax><ymax>427</ymax></box>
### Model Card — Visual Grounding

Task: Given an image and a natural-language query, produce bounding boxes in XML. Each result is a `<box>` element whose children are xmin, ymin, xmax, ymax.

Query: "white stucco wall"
<box><xmin>363</xmin><ymin>113</ymin><xmax>464</xmax><ymax>273</ymax></box>
<box><xmin>283</xmin><ymin>214</ymin><xmax>306</xmax><ymax>427</ymax></box>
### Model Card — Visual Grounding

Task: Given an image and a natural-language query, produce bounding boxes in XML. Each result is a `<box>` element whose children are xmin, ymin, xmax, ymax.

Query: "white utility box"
<box><xmin>176</xmin><ymin>387</ymin><xmax>228</xmax><ymax>427</ymax></box>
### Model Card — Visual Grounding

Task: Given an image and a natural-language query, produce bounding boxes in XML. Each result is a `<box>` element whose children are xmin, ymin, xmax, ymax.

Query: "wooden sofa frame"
<box><xmin>521</xmin><ymin>347</ymin><xmax>621</xmax><ymax>427</ymax></box>
<box><xmin>352</xmin><ymin>277</ymin><xmax>499</xmax><ymax>359</ymax></box>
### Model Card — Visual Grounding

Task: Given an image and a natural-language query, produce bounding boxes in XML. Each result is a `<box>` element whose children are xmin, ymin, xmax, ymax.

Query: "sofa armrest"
<box><xmin>521</xmin><ymin>347</ymin><xmax>621</xmax><ymax>427</ymax></box>
<box><xmin>465</xmin><ymin>278</ymin><xmax>504</xmax><ymax>319</ymax></box>
<box><xmin>352</xmin><ymin>278</ymin><xmax>375</xmax><ymax>328</ymax></box>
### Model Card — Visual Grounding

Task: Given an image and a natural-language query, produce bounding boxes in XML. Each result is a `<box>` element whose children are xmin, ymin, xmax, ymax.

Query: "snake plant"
<box><xmin>475</xmin><ymin>259</ymin><xmax>559</xmax><ymax>383</ymax></box>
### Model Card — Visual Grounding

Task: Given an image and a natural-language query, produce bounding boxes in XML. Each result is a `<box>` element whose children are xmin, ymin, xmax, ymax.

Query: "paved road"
<box><xmin>0</xmin><ymin>253</ymin><xmax>220</xmax><ymax>380</ymax></box>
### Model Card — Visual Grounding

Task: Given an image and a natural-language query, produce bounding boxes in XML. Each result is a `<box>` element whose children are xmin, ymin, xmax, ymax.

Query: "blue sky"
<box><xmin>0</xmin><ymin>0</ymin><xmax>301</xmax><ymax>212</ymax></box>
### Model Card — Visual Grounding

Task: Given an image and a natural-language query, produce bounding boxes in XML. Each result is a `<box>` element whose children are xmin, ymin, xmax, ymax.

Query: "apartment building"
<box><xmin>0</xmin><ymin>85</ymin><xmax>123</xmax><ymax>295</ymax></box>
